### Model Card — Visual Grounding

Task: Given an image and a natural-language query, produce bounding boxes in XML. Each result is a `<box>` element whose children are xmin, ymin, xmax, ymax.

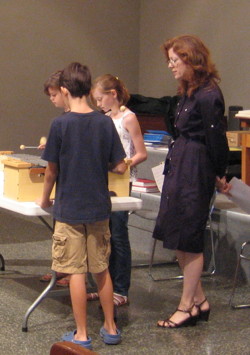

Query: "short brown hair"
<box><xmin>59</xmin><ymin>62</ymin><xmax>91</xmax><ymax>98</ymax></box>
<box><xmin>43</xmin><ymin>70</ymin><xmax>62</xmax><ymax>95</ymax></box>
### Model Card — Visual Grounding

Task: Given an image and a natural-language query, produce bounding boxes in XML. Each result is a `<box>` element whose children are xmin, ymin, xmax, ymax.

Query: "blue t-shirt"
<box><xmin>42</xmin><ymin>111</ymin><xmax>126</xmax><ymax>224</ymax></box>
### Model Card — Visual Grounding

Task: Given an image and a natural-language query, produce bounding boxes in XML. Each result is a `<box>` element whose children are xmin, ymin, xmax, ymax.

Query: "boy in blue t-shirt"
<box><xmin>38</xmin><ymin>62</ymin><xmax>126</xmax><ymax>350</ymax></box>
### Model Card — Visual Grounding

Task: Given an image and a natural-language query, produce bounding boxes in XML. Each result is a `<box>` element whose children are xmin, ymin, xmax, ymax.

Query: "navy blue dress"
<box><xmin>152</xmin><ymin>83</ymin><xmax>229</xmax><ymax>253</ymax></box>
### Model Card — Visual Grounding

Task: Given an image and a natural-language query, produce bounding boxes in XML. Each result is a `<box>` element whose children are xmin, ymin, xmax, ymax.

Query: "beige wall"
<box><xmin>0</xmin><ymin>0</ymin><xmax>249</xmax><ymax>151</ymax></box>
<box><xmin>138</xmin><ymin>0</ymin><xmax>250</xmax><ymax>114</ymax></box>
<box><xmin>0</xmin><ymin>0</ymin><xmax>140</xmax><ymax>151</ymax></box>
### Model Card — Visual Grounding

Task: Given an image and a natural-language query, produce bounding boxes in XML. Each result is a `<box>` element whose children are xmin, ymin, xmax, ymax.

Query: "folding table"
<box><xmin>0</xmin><ymin>171</ymin><xmax>142</xmax><ymax>331</ymax></box>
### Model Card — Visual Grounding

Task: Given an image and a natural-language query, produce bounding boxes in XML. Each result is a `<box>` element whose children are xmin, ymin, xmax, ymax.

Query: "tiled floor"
<box><xmin>0</xmin><ymin>209</ymin><xmax>249</xmax><ymax>355</ymax></box>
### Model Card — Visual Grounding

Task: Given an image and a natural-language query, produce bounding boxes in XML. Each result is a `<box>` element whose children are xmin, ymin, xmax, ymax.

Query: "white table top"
<box><xmin>0</xmin><ymin>172</ymin><xmax>142</xmax><ymax>216</ymax></box>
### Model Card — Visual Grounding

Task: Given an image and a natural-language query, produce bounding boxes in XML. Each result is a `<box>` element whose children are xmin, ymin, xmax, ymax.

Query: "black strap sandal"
<box><xmin>195</xmin><ymin>298</ymin><xmax>210</xmax><ymax>321</ymax></box>
<box><xmin>157</xmin><ymin>304</ymin><xmax>197</xmax><ymax>328</ymax></box>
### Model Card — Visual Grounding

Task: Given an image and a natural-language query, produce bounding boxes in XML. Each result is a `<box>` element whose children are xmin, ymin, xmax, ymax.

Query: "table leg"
<box><xmin>38</xmin><ymin>216</ymin><xmax>54</xmax><ymax>232</ymax></box>
<box><xmin>22</xmin><ymin>270</ymin><xmax>57</xmax><ymax>332</ymax></box>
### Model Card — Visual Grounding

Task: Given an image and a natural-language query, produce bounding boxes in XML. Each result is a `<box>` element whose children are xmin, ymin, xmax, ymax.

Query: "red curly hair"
<box><xmin>163</xmin><ymin>35</ymin><xmax>220</xmax><ymax>96</ymax></box>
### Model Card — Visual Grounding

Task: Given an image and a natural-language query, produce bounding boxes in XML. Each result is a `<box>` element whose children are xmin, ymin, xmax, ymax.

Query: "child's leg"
<box><xmin>95</xmin><ymin>269</ymin><xmax>117</xmax><ymax>334</ymax></box>
<box><xmin>69</xmin><ymin>273</ymin><xmax>88</xmax><ymax>341</ymax></box>
<box><xmin>109</xmin><ymin>211</ymin><xmax>131</xmax><ymax>297</ymax></box>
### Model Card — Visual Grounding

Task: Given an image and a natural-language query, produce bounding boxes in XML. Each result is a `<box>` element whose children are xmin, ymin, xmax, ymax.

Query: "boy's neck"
<box><xmin>68</xmin><ymin>96</ymin><xmax>93</xmax><ymax>114</ymax></box>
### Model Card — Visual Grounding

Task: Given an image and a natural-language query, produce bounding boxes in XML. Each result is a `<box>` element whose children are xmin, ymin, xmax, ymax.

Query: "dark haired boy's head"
<box><xmin>44</xmin><ymin>70</ymin><xmax>62</xmax><ymax>95</ymax></box>
<box><xmin>59</xmin><ymin>62</ymin><xmax>92</xmax><ymax>98</ymax></box>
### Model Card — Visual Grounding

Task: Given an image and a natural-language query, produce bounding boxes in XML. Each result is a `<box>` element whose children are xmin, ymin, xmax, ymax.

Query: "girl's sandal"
<box><xmin>40</xmin><ymin>272</ymin><xmax>68</xmax><ymax>282</ymax></box>
<box><xmin>157</xmin><ymin>305</ymin><xmax>197</xmax><ymax>328</ymax></box>
<box><xmin>56</xmin><ymin>276</ymin><xmax>70</xmax><ymax>287</ymax></box>
<box><xmin>113</xmin><ymin>293</ymin><xmax>129</xmax><ymax>307</ymax></box>
<box><xmin>87</xmin><ymin>292</ymin><xmax>99</xmax><ymax>301</ymax></box>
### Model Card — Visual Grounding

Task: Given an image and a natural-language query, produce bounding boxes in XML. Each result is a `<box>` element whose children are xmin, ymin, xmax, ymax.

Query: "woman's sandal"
<box><xmin>157</xmin><ymin>304</ymin><xmax>197</xmax><ymax>328</ymax></box>
<box><xmin>195</xmin><ymin>298</ymin><xmax>210</xmax><ymax>322</ymax></box>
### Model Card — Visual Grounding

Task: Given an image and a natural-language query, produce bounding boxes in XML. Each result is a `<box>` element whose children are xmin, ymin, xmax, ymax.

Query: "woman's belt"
<box><xmin>180</xmin><ymin>133</ymin><xmax>206</xmax><ymax>145</ymax></box>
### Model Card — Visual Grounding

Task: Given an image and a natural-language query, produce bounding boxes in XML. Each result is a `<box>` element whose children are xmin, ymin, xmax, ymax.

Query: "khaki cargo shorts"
<box><xmin>51</xmin><ymin>219</ymin><xmax>111</xmax><ymax>274</ymax></box>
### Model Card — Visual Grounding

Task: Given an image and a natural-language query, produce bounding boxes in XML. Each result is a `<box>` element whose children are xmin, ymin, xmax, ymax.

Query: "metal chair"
<box><xmin>148</xmin><ymin>191</ymin><xmax>217</xmax><ymax>281</ymax></box>
<box><xmin>131</xmin><ymin>209</ymin><xmax>175</xmax><ymax>269</ymax></box>
<box><xmin>229</xmin><ymin>241</ymin><xmax>250</xmax><ymax>309</ymax></box>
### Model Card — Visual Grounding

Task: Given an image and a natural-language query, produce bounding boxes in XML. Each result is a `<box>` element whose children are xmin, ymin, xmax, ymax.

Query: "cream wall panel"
<box><xmin>138</xmin><ymin>0</ymin><xmax>250</xmax><ymax>112</ymax></box>
<box><xmin>0</xmin><ymin>0</ymin><xmax>140</xmax><ymax>151</ymax></box>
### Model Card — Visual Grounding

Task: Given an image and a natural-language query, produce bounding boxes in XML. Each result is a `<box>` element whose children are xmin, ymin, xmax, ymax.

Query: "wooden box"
<box><xmin>3</xmin><ymin>157</ymin><xmax>129</xmax><ymax>201</ymax></box>
<box><xmin>3</xmin><ymin>159</ymin><xmax>55</xmax><ymax>202</ymax></box>
<box><xmin>108</xmin><ymin>167</ymin><xmax>130</xmax><ymax>197</ymax></box>
<box><xmin>226</xmin><ymin>130</ymin><xmax>249</xmax><ymax>148</ymax></box>
<box><xmin>0</xmin><ymin>151</ymin><xmax>14</xmax><ymax>171</ymax></box>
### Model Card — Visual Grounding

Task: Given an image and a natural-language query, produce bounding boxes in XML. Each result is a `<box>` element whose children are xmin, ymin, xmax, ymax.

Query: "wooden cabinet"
<box><xmin>241</xmin><ymin>133</ymin><xmax>250</xmax><ymax>185</ymax></box>
<box><xmin>136</xmin><ymin>114</ymin><xmax>167</xmax><ymax>134</ymax></box>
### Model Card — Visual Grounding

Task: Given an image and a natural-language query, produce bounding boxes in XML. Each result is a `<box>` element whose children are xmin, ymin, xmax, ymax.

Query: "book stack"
<box><xmin>143</xmin><ymin>130</ymin><xmax>172</xmax><ymax>147</ymax></box>
<box><xmin>132</xmin><ymin>178</ymin><xmax>159</xmax><ymax>193</ymax></box>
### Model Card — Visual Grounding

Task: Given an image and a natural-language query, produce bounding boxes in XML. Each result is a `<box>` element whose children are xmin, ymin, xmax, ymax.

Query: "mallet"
<box><xmin>20</xmin><ymin>137</ymin><xmax>47</xmax><ymax>150</ymax></box>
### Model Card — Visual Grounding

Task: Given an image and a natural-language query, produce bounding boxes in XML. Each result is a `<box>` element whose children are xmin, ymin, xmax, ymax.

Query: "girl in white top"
<box><xmin>92</xmin><ymin>74</ymin><xmax>147</xmax><ymax>180</ymax></box>
<box><xmin>91</xmin><ymin>74</ymin><xmax>147</xmax><ymax>306</ymax></box>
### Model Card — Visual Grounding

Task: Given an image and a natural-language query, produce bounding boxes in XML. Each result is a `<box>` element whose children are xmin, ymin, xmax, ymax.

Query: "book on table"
<box><xmin>132</xmin><ymin>178</ymin><xmax>157</xmax><ymax>187</ymax></box>
<box><xmin>132</xmin><ymin>185</ymin><xmax>159</xmax><ymax>193</ymax></box>
<box><xmin>132</xmin><ymin>178</ymin><xmax>159</xmax><ymax>193</ymax></box>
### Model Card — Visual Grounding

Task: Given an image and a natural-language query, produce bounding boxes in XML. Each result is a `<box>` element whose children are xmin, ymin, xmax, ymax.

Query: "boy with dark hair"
<box><xmin>38</xmin><ymin>62</ymin><xmax>126</xmax><ymax>350</ymax></box>
<box><xmin>43</xmin><ymin>70</ymin><xmax>69</xmax><ymax>111</ymax></box>
<box><xmin>39</xmin><ymin>70</ymin><xmax>70</xmax><ymax>285</ymax></box>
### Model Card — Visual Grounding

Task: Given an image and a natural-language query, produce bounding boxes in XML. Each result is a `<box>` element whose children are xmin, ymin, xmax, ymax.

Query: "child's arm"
<box><xmin>110</xmin><ymin>159</ymin><xmax>127</xmax><ymax>174</ymax></box>
<box><xmin>37</xmin><ymin>162</ymin><xmax>58</xmax><ymax>208</ymax></box>
<box><xmin>123</xmin><ymin>113</ymin><xmax>147</xmax><ymax>167</ymax></box>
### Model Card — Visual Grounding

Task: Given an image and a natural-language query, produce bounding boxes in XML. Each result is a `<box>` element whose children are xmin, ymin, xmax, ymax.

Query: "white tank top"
<box><xmin>112</xmin><ymin>110</ymin><xmax>137</xmax><ymax>181</ymax></box>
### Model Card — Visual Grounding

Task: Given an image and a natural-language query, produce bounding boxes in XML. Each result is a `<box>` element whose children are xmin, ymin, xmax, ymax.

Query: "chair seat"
<box><xmin>50</xmin><ymin>341</ymin><xmax>100</xmax><ymax>355</ymax></box>
<box><xmin>133</xmin><ymin>209</ymin><xmax>158</xmax><ymax>220</ymax></box>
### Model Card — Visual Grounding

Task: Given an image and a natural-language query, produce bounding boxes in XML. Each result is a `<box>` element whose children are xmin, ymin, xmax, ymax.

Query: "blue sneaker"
<box><xmin>61</xmin><ymin>330</ymin><xmax>92</xmax><ymax>350</ymax></box>
<box><xmin>100</xmin><ymin>326</ymin><xmax>121</xmax><ymax>345</ymax></box>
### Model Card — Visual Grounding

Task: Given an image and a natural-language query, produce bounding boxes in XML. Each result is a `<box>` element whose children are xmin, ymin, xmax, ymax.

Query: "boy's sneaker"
<box><xmin>100</xmin><ymin>326</ymin><xmax>121</xmax><ymax>345</ymax></box>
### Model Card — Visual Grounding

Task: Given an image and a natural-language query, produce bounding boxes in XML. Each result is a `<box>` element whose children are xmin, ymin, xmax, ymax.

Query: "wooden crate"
<box><xmin>226</xmin><ymin>131</ymin><xmax>250</xmax><ymax>148</ymax></box>
<box><xmin>3</xmin><ymin>159</ymin><xmax>55</xmax><ymax>202</ymax></box>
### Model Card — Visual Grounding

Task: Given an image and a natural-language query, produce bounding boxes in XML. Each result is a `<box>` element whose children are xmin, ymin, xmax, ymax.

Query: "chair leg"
<box><xmin>202</xmin><ymin>216</ymin><xmax>216</xmax><ymax>277</ymax></box>
<box><xmin>229</xmin><ymin>241</ymin><xmax>250</xmax><ymax>309</ymax></box>
<box><xmin>0</xmin><ymin>253</ymin><xmax>5</xmax><ymax>271</ymax></box>
<box><xmin>209</xmin><ymin>219</ymin><xmax>216</xmax><ymax>275</ymax></box>
<box><xmin>148</xmin><ymin>219</ymin><xmax>217</xmax><ymax>281</ymax></box>
<box><xmin>148</xmin><ymin>239</ymin><xmax>182</xmax><ymax>281</ymax></box>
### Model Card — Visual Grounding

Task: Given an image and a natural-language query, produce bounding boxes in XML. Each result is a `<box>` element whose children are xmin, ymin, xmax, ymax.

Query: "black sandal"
<box><xmin>195</xmin><ymin>298</ymin><xmax>210</xmax><ymax>322</ymax></box>
<box><xmin>157</xmin><ymin>304</ymin><xmax>197</xmax><ymax>329</ymax></box>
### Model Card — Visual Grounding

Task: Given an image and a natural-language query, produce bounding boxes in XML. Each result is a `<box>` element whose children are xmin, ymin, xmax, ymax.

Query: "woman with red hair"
<box><xmin>153</xmin><ymin>35</ymin><xmax>229</xmax><ymax>328</ymax></box>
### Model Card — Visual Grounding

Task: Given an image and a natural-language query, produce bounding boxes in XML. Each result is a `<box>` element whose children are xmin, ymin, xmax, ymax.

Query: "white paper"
<box><xmin>227</xmin><ymin>177</ymin><xmax>250</xmax><ymax>213</ymax></box>
<box><xmin>152</xmin><ymin>162</ymin><xmax>164</xmax><ymax>193</ymax></box>
<box><xmin>235</xmin><ymin>110</ymin><xmax>250</xmax><ymax>118</ymax></box>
